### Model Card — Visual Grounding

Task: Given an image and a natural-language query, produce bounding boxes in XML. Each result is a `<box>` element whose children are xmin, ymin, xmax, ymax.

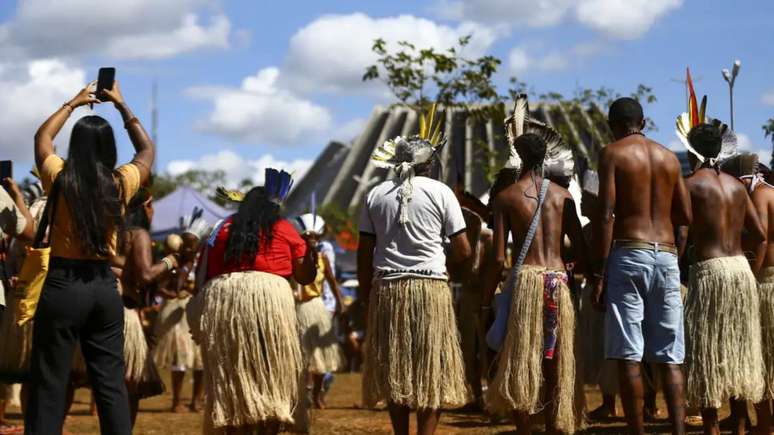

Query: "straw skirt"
<box><xmin>487</xmin><ymin>265</ymin><xmax>577</xmax><ymax>434</ymax></box>
<box><xmin>154</xmin><ymin>296</ymin><xmax>203</xmax><ymax>371</ymax></box>
<box><xmin>759</xmin><ymin>267</ymin><xmax>774</xmax><ymax>400</ymax></box>
<box><xmin>123</xmin><ymin>307</ymin><xmax>164</xmax><ymax>398</ymax></box>
<box><xmin>362</xmin><ymin>277</ymin><xmax>468</xmax><ymax>410</ymax></box>
<box><xmin>685</xmin><ymin>256</ymin><xmax>764</xmax><ymax>408</ymax></box>
<box><xmin>296</xmin><ymin>296</ymin><xmax>344</xmax><ymax>374</ymax></box>
<box><xmin>198</xmin><ymin>271</ymin><xmax>303</xmax><ymax>430</ymax></box>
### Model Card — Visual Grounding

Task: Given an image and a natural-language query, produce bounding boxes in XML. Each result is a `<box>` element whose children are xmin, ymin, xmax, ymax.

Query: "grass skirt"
<box><xmin>487</xmin><ymin>265</ymin><xmax>577</xmax><ymax>434</ymax></box>
<box><xmin>0</xmin><ymin>294</ymin><xmax>33</xmax><ymax>383</ymax></box>
<box><xmin>154</xmin><ymin>296</ymin><xmax>203</xmax><ymax>371</ymax></box>
<box><xmin>759</xmin><ymin>267</ymin><xmax>774</xmax><ymax>400</ymax></box>
<box><xmin>362</xmin><ymin>277</ymin><xmax>469</xmax><ymax>410</ymax></box>
<box><xmin>198</xmin><ymin>271</ymin><xmax>303</xmax><ymax>429</ymax></box>
<box><xmin>685</xmin><ymin>256</ymin><xmax>764</xmax><ymax>408</ymax></box>
<box><xmin>124</xmin><ymin>308</ymin><xmax>164</xmax><ymax>398</ymax></box>
<box><xmin>297</xmin><ymin>297</ymin><xmax>344</xmax><ymax>374</ymax></box>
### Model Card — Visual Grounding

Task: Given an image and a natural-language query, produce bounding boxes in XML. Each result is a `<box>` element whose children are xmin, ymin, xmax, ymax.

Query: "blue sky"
<box><xmin>0</xmin><ymin>0</ymin><xmax>772</xmax><ymax>184</ymax></box>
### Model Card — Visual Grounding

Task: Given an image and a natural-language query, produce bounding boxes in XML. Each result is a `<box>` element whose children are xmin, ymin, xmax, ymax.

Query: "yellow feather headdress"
<box><xmin>371</xmin><ymin>104</ymin><xmax>446</xmax><ymax>170</ymax></box>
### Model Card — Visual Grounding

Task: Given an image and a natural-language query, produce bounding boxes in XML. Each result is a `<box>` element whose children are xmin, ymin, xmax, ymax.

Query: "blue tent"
<box><xmin>151</xmin><ymin>186</ymin><xmax>231</xmax><ymax>239</ymax></box>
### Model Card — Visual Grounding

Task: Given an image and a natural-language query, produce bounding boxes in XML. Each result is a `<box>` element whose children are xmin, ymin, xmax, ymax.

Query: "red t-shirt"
<box><xmin>205</xmin><ymin>217</ymin><xmax>307</xmax><ymax>280</ymax></box>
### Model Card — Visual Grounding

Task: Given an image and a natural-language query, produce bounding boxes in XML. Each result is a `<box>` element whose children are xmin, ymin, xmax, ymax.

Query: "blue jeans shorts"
<box><xmin>604</xmin><ymin>246</ymin><xmax>684</xmax><ymax>364</ymax></box>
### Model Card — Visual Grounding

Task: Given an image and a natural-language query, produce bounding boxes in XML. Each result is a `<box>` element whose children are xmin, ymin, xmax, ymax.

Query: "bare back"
<box><xmin>601</xmin><ymin>135</ymin><xmax>689</xmax><ymax>244</ymax></box>
<box><xmin>685</xmin><ymin>170</ymin><xmax>752</xmax><ymax>260</ymax></box>
<box><xmin>495</xmin><ymin>174</ymin><xmax>581</xmax><ymax>270</ymax></box>
<box><xmin>751</xmin><ymin>184</ymin><xmax>774</xmax><ymax>268</ymax></box>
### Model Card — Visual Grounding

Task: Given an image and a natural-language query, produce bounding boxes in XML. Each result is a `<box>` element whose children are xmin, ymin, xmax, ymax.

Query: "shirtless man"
<box><xmin>484</xmin><ymin>133</ymin><xmax>587</xmax><ymax>434</ymax></box>
<box><xmin>681</xmin><ymin>124</ymin><xmax>766</xmax><ymax>435</ymax></box>
<box><xmin>591</xmin><ymin>98</ymin><xmax>692</xmax><ymax>435</ymax></box>
<box><xmin>733</xmin><ymin>160</ymin><xmax>774</xmax><ymax>435</ymax></box>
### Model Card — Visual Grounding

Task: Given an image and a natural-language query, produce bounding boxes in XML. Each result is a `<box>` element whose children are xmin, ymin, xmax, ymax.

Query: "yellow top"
<box><xmin>40</xmin><ymin>154</ymin><xmax>141</xmax><ymax>260</ymax></box>
<box><xmin>300</xmin><ymin>255</ymin><xmax>326</xmax><ymax>302</ymax></box>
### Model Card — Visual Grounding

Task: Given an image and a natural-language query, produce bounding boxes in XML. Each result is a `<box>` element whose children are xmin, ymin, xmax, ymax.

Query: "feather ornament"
<box><xmin>503</xmin><ymin>93</ymin><xmax>574</xmax><ymax>178</ymax></box>
<box><xmin>216</xmin><ymin>186</ymin><xmax>245</xmax><ymax>203</ymax></box>
<box><xmin>687</xmin><ymin>68</ymin><xmax>700</xmax><ymax>128</ymax></box>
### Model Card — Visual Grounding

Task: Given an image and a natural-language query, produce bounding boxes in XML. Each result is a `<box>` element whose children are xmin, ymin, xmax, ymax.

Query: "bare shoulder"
<box><xmin>752</xmin><ymin>183</ymin><xmax>774</xmax><ymax>204</ymax></box>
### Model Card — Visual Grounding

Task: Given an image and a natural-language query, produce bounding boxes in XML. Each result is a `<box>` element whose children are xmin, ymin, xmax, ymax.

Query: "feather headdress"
<box><xmin>265</xmin><ymin>168</ymin><xmax>294</xmax><ymax>204</ymax></box>
<box><xmin>370</xmin><ymin>104</ymin><xmax>447</xmax><ymax>224</ymax></box>
<box><xmin>216</xmin><ymin>186</ymin><xmax>245</xmax><ymax>203</ymax></box>
<box><xmin>504</xmin><ymin>93</ymin><xmax>575</xmax><ymax>178</ymax></box>
<box><xmin>214</xmin><ymin>167</ymin><xmax>294</xmax><ymax>205</ymax></box>
<box><xmin>675</xmin><ymin>68</ymin><xmax>737</xmax><ymax>168</ymax></box>
<box><xmin>180</xmin><ymin>207</ymin><xmax>210</xmax><ymax>241</ymax></box>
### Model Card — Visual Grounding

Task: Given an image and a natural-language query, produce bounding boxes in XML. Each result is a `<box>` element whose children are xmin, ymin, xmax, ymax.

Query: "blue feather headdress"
<box><xmin>264</xmin><ymin>168</ymin><xmax>294</xmax><ymax>204</ymax></box>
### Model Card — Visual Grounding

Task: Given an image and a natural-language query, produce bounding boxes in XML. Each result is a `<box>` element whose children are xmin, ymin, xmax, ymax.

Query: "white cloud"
<box><xmin>763</xmin><ymin>90</ymin><xmax>774</xmax><ymax>106</ymax></box>
<box><xmin>437</xmin><ymin>0</ymin><xmax>574</xmax><ymax>27</ymax></box>
<box><xmin>166</xmin><ymin>150</ymin><xmax>313</xmax><ymax>188</ymax></box>
<box><xmin>508</xmin><ymin>47</ymin><xmax>568</xmax><ymax>74</ymax></box>
<box><xmin>281</xmin><ymin>13</ymin><xmax>497</xmax><ymax>94</ymax></box>
<box><xmin>103</xmin><ymin>14</ymin><xmax>230</xmax><ymax>60</ymax></box>
<box><xmin>0</xmin><ymin>0</ymin><xmax>231</xmax><ymax>60</ymax></box>
<box><xmin>736</xmin><ymin>133</ymin><xmax>770</xmax><ymax>166</ymax></box>
<box><xmin>438</xmin><ymin>0</ymin><xmax>682</xmax><ymax>39</ymax></box>
<box><xmin>187</xmin><ymin>67</ymin><xmax>332</xmax><ymax>145</ymax></box>
<box><xmin>0</xmin><ymin>59</ymin><xmax>86</xmax><ymax>163</ymax></box>
<box><xmin>575</xmin><ymin>0</ymin><xmax>683</xmax><ymax>40</ymax></box>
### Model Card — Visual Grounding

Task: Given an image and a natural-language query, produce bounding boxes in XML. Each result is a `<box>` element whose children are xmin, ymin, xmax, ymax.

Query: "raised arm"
<box><xmin>2</xmin><ymin>178</ymin><xmax>34</xmax><ymax>241</ymax></box>
<box><xmin>34</xmin><ymin>83</ymin><xmax>97</xmax><ymax>169</ymax></box>
<box><xmin>101</xmin><ymin>81</ymin><xmax>155</xmax><ymax>185</ymax></box>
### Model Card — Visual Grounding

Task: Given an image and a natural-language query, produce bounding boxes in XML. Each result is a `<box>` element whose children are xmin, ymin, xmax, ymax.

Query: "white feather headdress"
<box><xmin>504</xmin><ymin>93</ymin><xmax>574</xmax><ymax>178</ymax></box>
<box><xmin>370</xmin><ymin>104</ymin><xmax>447</xmax><ymax>224</ymax></box>
<box><xmin>180</xmin><ymin>208</ymin><xmax>210</xmax><ymax>241</ymax></box>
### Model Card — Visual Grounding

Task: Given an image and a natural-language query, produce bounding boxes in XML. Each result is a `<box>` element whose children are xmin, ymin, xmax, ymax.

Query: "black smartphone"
<box><xmin>96</xmin><ymin>67</ymin><xmax>116</xmax><ymax>101</ymax></box>
<box><xmin>0</xmin><ymin>160</ymin><xmax>12</xmax><ymax>181</ymax></box>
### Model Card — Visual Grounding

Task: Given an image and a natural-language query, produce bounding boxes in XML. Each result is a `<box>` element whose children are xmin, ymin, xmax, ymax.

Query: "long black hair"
<box><xmin>224</xmin><ymin>186</ymin><xmax>281</xmax><ymax>263</ymax></box>
<box><xmin>60</xmin><ymin>115</ymin><xmax>122</xmax><ymax>257</ymax></box>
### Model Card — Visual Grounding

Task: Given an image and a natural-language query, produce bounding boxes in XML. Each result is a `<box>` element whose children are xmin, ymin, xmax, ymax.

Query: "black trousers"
<box><xmin>25</xmin><ymin>257</ymin><xmax>130</xmax><ymax>435</ymax></box>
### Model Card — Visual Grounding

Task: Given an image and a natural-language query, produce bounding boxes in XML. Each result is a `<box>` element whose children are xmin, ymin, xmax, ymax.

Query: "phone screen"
<box><xmin>0</xmin><ymin>160</ymin><xmax>12</xmax><ymax>181</ymax></box>
<box><xmin>96</xmin><ymin>67</ymin><xmax>116</xmax><ymax>100</ymax></box>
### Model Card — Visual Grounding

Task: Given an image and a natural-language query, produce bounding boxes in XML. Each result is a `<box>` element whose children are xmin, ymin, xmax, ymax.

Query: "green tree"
<box><xmin>363</xmin><ymin>36</ymin><xmax>503</xmax><ymax>113</ymax></box>
<box><xmin>764</xmin><ymin>117</ymin><xmax>774</xmax><ymax>168</ymax></box>
<box><xmin>149</xmin><ymin>169</ymin><xmax>233</xmax><ymax>207</ymax></box>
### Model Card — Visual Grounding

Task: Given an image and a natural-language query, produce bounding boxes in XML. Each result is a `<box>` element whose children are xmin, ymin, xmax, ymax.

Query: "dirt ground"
<box><xmin>3</xmin><ymin>372</ymin><xmax>745</xmax><ymax>434</ymax></box>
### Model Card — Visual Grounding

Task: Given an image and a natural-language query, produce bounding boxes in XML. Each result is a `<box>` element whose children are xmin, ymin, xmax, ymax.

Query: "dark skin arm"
<box><xmin>563</xmin><ymin>198</ymin><xmax>588</xmax><ymax>273</ymax></box>
<box><xmin>481</xmin><ymin>199</ymin><xmax>507</xmax><ymax>307</ymax></box>
<box><xmin>3</xmin><ymin>178</ymin><xmax>34</xmax><ymax>240</ymax></box>
<box><xmin>293</xmin><ymin>240</ymin><xmax>318</xmax><ymax>286</ymax></box>
<box><xmin>447</xmin><ymin>231</ymin><xmax>472</xmax><ymax>265</ymax></box>
<box><xmin>671</xmin><ymin>173</ymin><xmax>692</xmax><ymax>228</ymax></box>
<box><xmin>357</xmin><ymin>233</ymin><xmax>375</xmax><ymax>305</ymax></box>
<box><xmin>128</xmin><ymin>229</ymin><xmax>176</xmax><ymax>287</ymax></box>
<box><xmin>592</xmin><ymin>147</ymin><xmax>615</xmax><ymax>311</ymax></box>
<box><xmin>745</xmin><ymin>194</ymin><xmax>767</xmax><ymax>275</ymax></box>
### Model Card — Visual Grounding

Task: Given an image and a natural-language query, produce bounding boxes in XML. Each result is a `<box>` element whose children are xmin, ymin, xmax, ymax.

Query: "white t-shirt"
<box><xmin>358</xmin><ymin>176</ymin><xmax>466</xmax><ymax>280</ymax></box>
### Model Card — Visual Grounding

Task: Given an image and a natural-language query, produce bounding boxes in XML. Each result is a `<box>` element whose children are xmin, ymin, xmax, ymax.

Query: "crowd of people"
<box><xmin>0</xmin><ymin>76</ymin><xmax>772</xmax><ymax>435</ymax></box>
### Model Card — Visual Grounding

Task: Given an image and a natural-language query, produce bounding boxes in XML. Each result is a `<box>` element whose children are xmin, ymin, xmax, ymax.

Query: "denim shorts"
<box><xmin>604</xmin><ymin>246</ymin><xmax>685</xmax><ymax>364</ymax></box>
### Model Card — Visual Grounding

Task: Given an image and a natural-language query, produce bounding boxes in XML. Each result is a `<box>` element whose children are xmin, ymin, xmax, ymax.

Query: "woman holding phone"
<box><xmin>25</xmin><ymin>79</ymin><xmax>154</xmax><ymax>435</ymax></box>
